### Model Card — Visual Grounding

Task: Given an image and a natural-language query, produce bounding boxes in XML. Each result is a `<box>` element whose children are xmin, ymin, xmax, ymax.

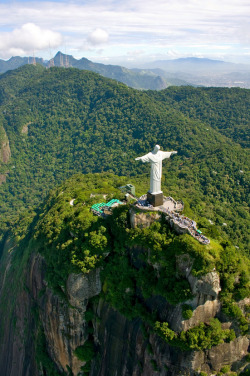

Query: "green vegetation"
<box><xmin>74</xmin><ymin>341</ymin><xmax>95</xmax><ymax>362</ymax></box>
<box><xmin>220</xmin><ymin>365</ymin><xmax>231</xmax><ymax>374</ymax></box>
<box><xmin>154</xmin><ymin>318</ymin><xmax>235</xmax><ymax>351</ymax></box>
<box><xmin>240</xmin><ymin>370</ymin><xmax>250</xmax><ymax>376</ymax></box>
<box><xmin>36</xmin><ymin>325</ymin><xmax>63</xmax><ymax>376</ymax></box>
<box><xmin>182</xmin><ymin>304</ymin><xmax>193</xmax><ymax>320</ymax></box>
<box><xmin>148</xmin><ymin>86</ymin><xmax>250</xmax><ymax>147</ymax></box>
<box><xmin>33</xmin><ymin>173</ymin><xmax>125</xmax><ymax>292</ymax></box>
<box><xmin>0</xmin><ymin>65</ymin><xmax>249</xmax><ymax>256</ymax></box>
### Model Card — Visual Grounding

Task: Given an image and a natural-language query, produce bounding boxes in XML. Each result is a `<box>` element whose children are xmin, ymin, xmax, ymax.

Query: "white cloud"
<box><xmin>0</xmin><ymin>23</ymin><xmax>62</xmax><ymax>58</ymax></box>
<box><xmin>0</xmin><ymin>0</ymin><xmax>249</xmax><ymax>63</ymax></box>
<box><xmin>87</xmin><ymin>28</ymin><xmax>109</xmax><ymax>45</ymax></box>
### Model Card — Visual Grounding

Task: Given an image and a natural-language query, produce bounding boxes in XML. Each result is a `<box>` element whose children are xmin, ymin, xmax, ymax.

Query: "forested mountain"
<box><xmin>148</xmin><ymin>86</ymin><xmax>250</xmax><ymax>148</ymax></box>
<box><xmin>0</xmin><ymin>52</ymin><xmax>190</xmax><ymax>90</ymax></box>
<box><xmin>0</xmin><ymin>63</ymin><xmax>249</xmax><ymax>376</ymax></box>
<box><xmin>0</xmin><ymin>172</ymin><xmax>249</xmax><ymax>375</ymax></box>
<box><xmin>142</xmin><ymin>58</ymin><xmax>250</xmax><ymax>88</ymax></box>
<box><xmin>0</xmin><ymin>64</ymin><xmax>249</xmax><ymax>253</ymax></box>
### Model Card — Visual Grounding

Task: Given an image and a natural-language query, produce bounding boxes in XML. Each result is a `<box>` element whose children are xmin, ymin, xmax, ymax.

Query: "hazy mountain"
<box><xmin>143</xmin><ymin>57</ymin><xmax>250</xmax><ymax>73</ymax></box>
<box><xmin>1</xmin><ymin>53</ymin><xmax>250</xmax><ymax>88</ymax></box>
<box><xmin>0</xmin><ymin>52</ymin><xmax>191</xmax><ymax>90</ymax></box>
<box><xmin>0</xmin><ymin>56</ymin><xmax>44</xmax><ymax>72</ymax></box>
<box><xmin>140</xmin><ymin>57</ymin><xmax>250</xmax><ymax>88</ymax></box>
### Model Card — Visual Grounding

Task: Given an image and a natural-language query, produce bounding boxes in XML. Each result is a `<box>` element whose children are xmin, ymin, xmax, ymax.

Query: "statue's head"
<box><xmin>153</xmin><ymin>145</ymin><xmax>160</xmax><ymax>153</ymax></box>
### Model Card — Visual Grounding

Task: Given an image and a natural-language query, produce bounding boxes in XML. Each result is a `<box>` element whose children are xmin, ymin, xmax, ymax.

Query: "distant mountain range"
<box><xmin>0</xmin><ymin>52</ymin><xmax>250</xmax><ymax>89</ymax></box>
<box><xmin>140</xmin><ymin>57</ymin><xmax>250</xmax><ymax>88</ymax></box>
<box><xmin>0</xmin><ymin>52</ymin><xmax>190</xmax><ymax>90</ymax></box>
<box><xmin>142</xmin><ymin>57</ymin><xmax>250</xmax><ymax>73</ymax></box>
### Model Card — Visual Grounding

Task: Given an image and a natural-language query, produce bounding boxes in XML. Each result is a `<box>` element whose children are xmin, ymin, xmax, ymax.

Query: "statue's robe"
<box><xmin>139</xmin><ymin>151</ymin><xmax>173</xmax><ymax>194</ymax></box>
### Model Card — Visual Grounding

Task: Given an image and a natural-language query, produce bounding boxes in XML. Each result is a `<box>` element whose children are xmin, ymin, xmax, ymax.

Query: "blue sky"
<box><xmin>0</xmin><ymin>0</ymin><xmax>249</xmax><ymax>66</ymax></box>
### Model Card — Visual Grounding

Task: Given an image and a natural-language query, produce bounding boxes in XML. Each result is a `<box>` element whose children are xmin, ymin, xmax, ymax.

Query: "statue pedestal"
<box><xmin>147</xmin><ymin>192</ymin><xmax>163</xmax><ymax>207</ymax></box>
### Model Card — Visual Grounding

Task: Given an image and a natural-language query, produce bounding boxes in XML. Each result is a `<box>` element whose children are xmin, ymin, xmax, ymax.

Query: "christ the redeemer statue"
<box><xmin>135</xmin><ymin>145</ymin><xmax>177</xmax><ymax>206</ymax></box>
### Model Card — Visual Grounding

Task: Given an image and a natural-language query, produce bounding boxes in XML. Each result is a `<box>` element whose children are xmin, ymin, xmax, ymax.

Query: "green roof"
<box><xmin>91</xmin><ymin>199</ymin><xmax>123</xmax><ymax>212</ymax></box>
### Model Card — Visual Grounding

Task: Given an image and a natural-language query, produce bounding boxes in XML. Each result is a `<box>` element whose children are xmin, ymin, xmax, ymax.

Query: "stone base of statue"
<box><xmin>147</xmin><ymin>191</ymin><xmax>163</xmax><ymax>207</ymax></box>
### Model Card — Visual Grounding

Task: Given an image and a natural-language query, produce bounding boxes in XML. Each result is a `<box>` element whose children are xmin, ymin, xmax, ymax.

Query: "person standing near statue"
<box><xmin>135</xmin><ymin>145</ymin><xmax>177</xmax><ymax>206</ymax></box>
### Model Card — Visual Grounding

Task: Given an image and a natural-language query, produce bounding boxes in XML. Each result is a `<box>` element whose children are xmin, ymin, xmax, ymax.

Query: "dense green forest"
<box><xmin>148</xmin><ymin>86</ymin><xmax>250</xmax><ymax>148</ymax></box>
<box><xmin>0</xmin><ymin>64</ymin><xmax>249</xmax><ymax>254</ymax></box>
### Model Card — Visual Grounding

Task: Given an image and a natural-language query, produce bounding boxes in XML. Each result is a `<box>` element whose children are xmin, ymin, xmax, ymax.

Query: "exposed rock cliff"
<box><xmin>0</xmin><ymin>125</ymin><xmax>11</xmax><ymax>164</ymax></box>
<box><xmin>91</xmin><ymin>300</ymin><xmax>249</xmax><ymax>376</ymax></box>
<box><xmin>130</xmin><ymin>208</ymin><xmax>161</xmax><ymax>228</ymax></box>
<box><xmin>0</xmin><ymin>247</ymin><xmax>101</xmax><ymax>376</ymax></box>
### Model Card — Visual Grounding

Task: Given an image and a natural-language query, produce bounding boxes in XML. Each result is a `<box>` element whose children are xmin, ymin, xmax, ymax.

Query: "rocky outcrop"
<box><xmin>21</xmin><ymin>123</ymin><xmax>30</xmax><ymax>134</ymax></box>
<box><xmin>0</xmin><ymin>246</ymin><xmax>101</xmax><ymax>376</ymax></box>
<box><xmin>130</xmin><ymin>209</ymin><xmax>161</xmax><ymax>228</ymax></box>
<box><xmin>36</xmin><ymin>259</ymin><xmax>101</xmax><ymax>374</ymax></box>
<box><xmin>90</xmin><ymin>301</ymin><xmax>249</xmax><ymax>376</ymax></box>
<box><xmin>39</xmin><ymin>269</ymin><xmax>101</xmax><ymax>374</ymax></box>
<box><xmin>192</xmin><ymin>336</ymin><xmax>249</xmax><ymax>374</ymax></box>
<box><xmin>0</xmin><ymin>243</ymin><xmax>38</xmax><ymax>376</ymax></box>
<box><xmin>0</xmin><ymin>173</ymin><xmax>7</xmax><ymax>184</ymax></box>
<box><xmin>0</xmin><ymin>125</ymin><xmax>11</xmax><ymax>164</ymax></box>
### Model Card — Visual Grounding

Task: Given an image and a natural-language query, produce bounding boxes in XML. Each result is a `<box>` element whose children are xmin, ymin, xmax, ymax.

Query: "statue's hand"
<box><xmin>171</xmin><ymin>151</ymin><xmax>177</xmax><ymax>155</ymax></box>
<box><xmin>135</xmin><ymin>157</ymin><xmax>141</xmax><ymax>161</ymax></box>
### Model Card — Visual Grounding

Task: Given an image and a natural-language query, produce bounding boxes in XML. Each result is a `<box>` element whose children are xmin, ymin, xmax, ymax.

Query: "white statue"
<box><xmin>135</xmin><ymin>145</ymin><xmax>177</xmax><ymax>194</ymax></box>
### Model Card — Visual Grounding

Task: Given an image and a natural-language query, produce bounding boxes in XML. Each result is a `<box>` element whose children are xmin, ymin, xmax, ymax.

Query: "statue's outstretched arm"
<box><xmin>135</xmin><ymin>153</ymin><xmax>150</xmax><ymax>163</ymax></box>
<box><xmin>160</xmin><ymin>150</ymin><xmax>177</xmax><ymax>161</ymax></box>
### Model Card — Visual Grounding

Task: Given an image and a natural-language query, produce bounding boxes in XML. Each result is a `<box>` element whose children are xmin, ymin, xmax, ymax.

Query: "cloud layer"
<box><xmin>0</xmin><ymin>0</ymin><xmax>249</xmax><ymax>63</ymax></box>
<box><xmin>87</xmin><ymin>28</ymin><xmax>109</xmax><ymax>46</ymax></box>
<box><xmin>0</xmin><ymin>23</ymin><xmax>62</xmax><ymax>58</ymax></box>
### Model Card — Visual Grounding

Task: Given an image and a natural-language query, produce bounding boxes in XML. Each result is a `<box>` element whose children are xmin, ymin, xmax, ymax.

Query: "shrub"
<box><xmin>74</xmin><ymin>341</ymin><xmax>94</xmax><ymax>362</ymax></box>
<box><xmin>220</xmin><ymin>365</ymin><xmax>230</xmax><ymax>374</ymax></box>
<box><xmin>240</xmin><ymin>370</ymin><xmax>250</xmax><ymax>376</ymax></box>
<box><xmin>182</xmin><ymin>304</ymin><xmax>193</xmax><ymax>320</ymax></box>
<box><xmin>154</xmin><ymin>321</ymin><xmax>176</xmax><ymax>342</ymax></box>
<box><xmin>245</xmin><ymin>353</ymin><xmax>250</xmax><ymax>361</ymax></box>
<box><xmin>150</xmin><ymin>359</ymin><xmax>158</xmax><ymax>371</ymax></box>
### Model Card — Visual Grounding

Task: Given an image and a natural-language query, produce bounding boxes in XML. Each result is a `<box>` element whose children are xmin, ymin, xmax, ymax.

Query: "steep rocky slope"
<box><xmin>0</xmin><ymin>174</ymin><xmax>249</xmax><ymax>376</ymax></box>
<box><xmin>0</xmin><ymin>240</ymin><xmax>249</xmax><ymax>376</ymax></box>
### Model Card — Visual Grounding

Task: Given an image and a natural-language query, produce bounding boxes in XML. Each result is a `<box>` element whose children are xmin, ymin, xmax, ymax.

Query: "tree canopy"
<box><xmin>0</xmin><ymin>65</ymin><xmax>249</xmax><ymax>254</ymax></box>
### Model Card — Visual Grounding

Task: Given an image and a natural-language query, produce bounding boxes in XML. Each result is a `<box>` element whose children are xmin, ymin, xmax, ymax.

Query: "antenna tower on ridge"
<box><xmin>48</xmin><ymin>57</ymin><xmax>55</xmax><ymax>68</ymax></box>
<box><xmin>60</xmin><ymin>52</ymin><xmax>64</xmax><ymax>67</ymax></box>
<box><xmin>48</xmin><ymin>44</ymin><xmax>55</xmax><ymax>68</ymax></box>
<box><xmin>32</xmin><ymin>51</ymin><xmax>36</xmax><ymax>65</ymax></box>
<box><xmin>65</xmin><ymin>54</ymin><xmax>69</xmax><ymax>68</ymax></box>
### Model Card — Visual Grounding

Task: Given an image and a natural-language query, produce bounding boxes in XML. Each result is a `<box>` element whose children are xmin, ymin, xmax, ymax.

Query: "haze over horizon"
<box><xmin>0</xmin><ymin>0</ymin><xmax>249</xmax><ymax>67</ymax></box>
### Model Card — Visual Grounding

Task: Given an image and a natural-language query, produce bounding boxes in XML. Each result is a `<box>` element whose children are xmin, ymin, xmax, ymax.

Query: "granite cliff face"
<box><xmin>0</xmin><ymin>216</ymin><xmax>249</xmax><ymax>375</ymax></box>
<box><xmin>0</xmin><ymin>125</ymin><xmax>11</xmax><ymax>164</ymax></box>
<box><xmin>0</xmin><ymin>125</ymin><xmax>10</xmax><ymax>184</ymax></box>
<box><xmin>0</xmin><ymin>248</ymin><xmax>101</xmax><ymax>376</ymax></box>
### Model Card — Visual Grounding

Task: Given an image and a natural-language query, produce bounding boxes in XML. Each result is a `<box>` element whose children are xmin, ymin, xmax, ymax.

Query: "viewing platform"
<box><xmin>90</xmin><ymin>192</ymin><xmax>210</xmax><ymax>245</ymax></box>
<box><xmin>134</xmin><ymin>195</ymin><xmax>210</xmax><ymax>245</ymax></box>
